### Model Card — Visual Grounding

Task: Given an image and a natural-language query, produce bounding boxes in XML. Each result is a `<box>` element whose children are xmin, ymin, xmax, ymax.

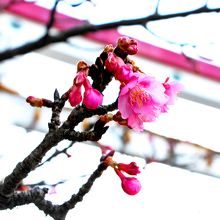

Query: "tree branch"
<box><xmin>45</xmin><ymin>0</ymin><xmax>60</xmax><ymax>37</ymax></box>
<box><xmin>1</xmin><ymin>5</ymin><xmax>220</xmax><ymax>62</ymax></box>
<box><xmin>7</xmin><ymin>187</ymin><xmax>48</xmax><ymax>210</ymax></box>
<box><xmin>62</xmin><ymin>101</ymin><xmax>118</xmax><ymax>129</ymax></box>
<box><xmin>1</xmin><ymin>131</ymin><xmax>65</xmax><ymax>197</ymax></box>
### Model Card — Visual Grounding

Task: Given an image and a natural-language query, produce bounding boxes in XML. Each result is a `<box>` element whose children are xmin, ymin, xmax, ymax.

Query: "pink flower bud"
<box><xmin>76</xmin><ymin>61</ymin><xmax>89</xmax><ymax>72</ymax></box>
<box><xmin>83</xmin><ymin>87</ymin><xmax>103</xmax><ymax>109</ymax></box>
<box><xmin>82</xmin><ymin>79</ymin><xmax>103</xmax><ymax>109</ymax></box>
<box><xmin>115</xmin><ymin>169</ymin><xmax>141</xmax><ymax>195</ymax></box>
<box><xmin>68</xmin><ymin>86</ymin><xmax>82</xmax><ymax>107</ymax></box>
<box><xmin>121</xmin><ymin>176</ymin><xmax>141</xmax><ymax>196</ymax></box>
<box><xmin>74</xmin><ymin>71</ymin><xmax>87</xmax><ymax>87</ymax></box>
<box><xmin>26</xmin><ymin>96</ymin><xmax>44</xmax><ymax>107</ymax></box>
<box><xmin>117</xmin><ymin>162</ymin><xmax>141</xmax><ymax>175</ymax></box>
<box><xmin>115</xmin><ymin>65</ymin><xmax>133</xmax><ymax>83</ymax></box>
<box><xmin>105</xmin><ymin>52</ymin><xmax>121</xmax><ymax>73</ymax></box>
<box><xmin>117</xmin><ymin>36</ymin><xmax>138</xmax><ymax>55</ymax></box>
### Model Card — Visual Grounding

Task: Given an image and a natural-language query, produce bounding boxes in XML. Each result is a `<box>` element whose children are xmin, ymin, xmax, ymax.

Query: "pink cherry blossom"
<box><xmin>83</xmin><ymin>79</ymin><xmax>103</xmax><ymax>109</ymax></box>
<box><xmin>118</xmin><ymin>74</ymin><xmax>168</xmax><ymax>131</ymax></box>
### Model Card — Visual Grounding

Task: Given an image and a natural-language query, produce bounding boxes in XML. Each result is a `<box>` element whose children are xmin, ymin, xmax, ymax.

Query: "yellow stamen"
<box><xmin>129</xmin><ymin>85</ymin><xmax>150</xmax><ymax>107</ymax></box>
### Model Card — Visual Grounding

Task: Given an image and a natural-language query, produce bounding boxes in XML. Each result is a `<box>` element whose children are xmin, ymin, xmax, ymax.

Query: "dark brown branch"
<box><xmin>54</xmin><ymin>161</ymin><xmax>108</xmax><ymax>220</ymax></box>
<box><xmin>1</xmin><ymin>5</ymin><xmax>220</xmax><ymax>62</ymax></box>
<box><xmin>45</xmin><ymin>0</ymin><xmax>60</xmax><ymax>36</ymax></box>
<box><xmin>32</xmin><ymin>161</ymin><xmax>108</xmax><ymax>220</ymax></box>
<box><xmin>0</xmin><ymin>100</ymin><xmax>116</xmax><ymax>200</ymax></box>
<box><xmin>1</xmin><ymin>131</ymin><xmax>64</xmax><ymax>197</ymax></box>
<box><xmin>64</xmin><ymin>128</ymin><xmax>108</xmax><ymax>142</ymax></box>
<box><xmin>6</xmin><ymin>187</ymin><xmax>48</xmax><ymax>210</ymax></box>
<box><xmin>62</xmin><ymin>101</ymin><xmax>118</xmax><ymax>129</ymax></box>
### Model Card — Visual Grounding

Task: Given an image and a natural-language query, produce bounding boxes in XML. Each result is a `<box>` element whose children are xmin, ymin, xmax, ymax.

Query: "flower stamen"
<box><xmin>129</xmin><ymin>85</ymin><xmax>150</xmax><ymax>107</ymax></box>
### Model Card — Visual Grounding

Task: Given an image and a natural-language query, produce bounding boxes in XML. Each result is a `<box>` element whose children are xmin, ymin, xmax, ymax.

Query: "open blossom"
<box><xmin>118</xmin><ymin>74</ymin><xmax>168</xmax><ymax>131</ymax></box>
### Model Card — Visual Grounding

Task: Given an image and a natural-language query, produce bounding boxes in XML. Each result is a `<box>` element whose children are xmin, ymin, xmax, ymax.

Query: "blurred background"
<box><xmin>1</xmin><ymin>0</ymin><xmax>220</xmax><ymax>219</ymax></box>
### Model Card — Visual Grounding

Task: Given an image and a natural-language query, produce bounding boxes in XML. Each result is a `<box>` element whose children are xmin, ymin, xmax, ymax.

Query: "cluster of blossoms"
<box><xmin>27</xmin><ymin>36</ymin><xmax>183</xmax><ymax>132</ymax></box>
<box><xmin>105</xmin><ymin>37</ymin><xmax>183</xmax><ymax>131</ymax></box>
<box><xmin>67</xmin><ymin>36</ymin><xmax>183</xmax><ymax>131</ymax></box>
<box><xmin>26</xmin><ymin>36</ymin><xmax>183</xmax><ymax>196</ymax></box>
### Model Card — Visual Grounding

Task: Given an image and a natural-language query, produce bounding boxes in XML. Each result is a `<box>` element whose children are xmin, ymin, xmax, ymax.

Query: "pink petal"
<box><xmin>83</xmin><ymin>87</ymin><xmax>103</xmax><ymax>109</ymax></box>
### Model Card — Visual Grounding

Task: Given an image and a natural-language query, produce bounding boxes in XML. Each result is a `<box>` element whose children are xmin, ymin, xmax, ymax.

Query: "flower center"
<box><xmin>129</xmin><ymin>85</ymin><xmax>150</xmax><ymax>107</ymax></box>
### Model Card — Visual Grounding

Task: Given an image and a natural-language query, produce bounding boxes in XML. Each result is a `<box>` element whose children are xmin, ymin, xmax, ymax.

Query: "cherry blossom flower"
<box><xmin>118</xmin><ymin>74</ymin><xmax>168</xmax><ymax>131</ymax></box>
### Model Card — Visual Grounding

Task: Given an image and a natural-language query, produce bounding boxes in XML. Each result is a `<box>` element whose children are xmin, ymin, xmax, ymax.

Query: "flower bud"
<box><xmin>117</xmin><ymin>36</ymin><xmax>138</xmax><ymax>55</ymax></box>
<box><xmin>26</xmin><ymin>96</ymin><xmax>44</xmax><ymax>107</ymax></box>
<box><xmin>83</xmin><ymin>87</ymin><xmax>103</xmax><ymax>109</ymax></box>
<box><xmin>117</xmin><ymin>162</ymin><xmax>140</xmax><ymax>175</ymax></box>
<box><xmin>83</xmin><ymin>79</ymin><xmax>103</xmax><ymax>109</ymax></box>
<box><xmin>121</xmin><ymin>176</ymin><xmax>141</xmax><ymax>195</ymax></box>
<box><xmin>68</xmin><ymin>86</ymin><xmax>82</xmax><ymax>107</ymax></box>
<box><xmin>115</xmin><ymin>168</ymin><xmax>141</xmax><ymax>195</ymax></box>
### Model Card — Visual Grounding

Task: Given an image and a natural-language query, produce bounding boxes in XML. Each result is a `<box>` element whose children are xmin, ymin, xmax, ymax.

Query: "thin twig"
<box><xmin>1</xmin><ymin>5</ymin><xmax>220</xmax><ymax>61</ymax></box>
<box><xmin>45</xmin><ymin>0</ymin><xmax>61</xmax><ymax>37</ymax></box>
